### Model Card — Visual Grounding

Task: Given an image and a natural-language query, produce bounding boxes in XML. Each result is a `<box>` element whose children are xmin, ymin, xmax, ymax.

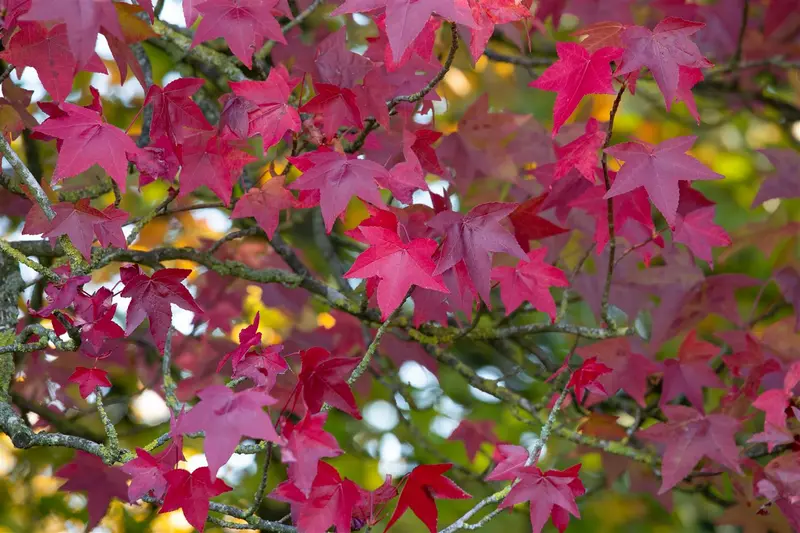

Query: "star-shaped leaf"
<box><xmin>491</xmin><ymin>248</ymin><xmax>568</xmax><ymax>321</ymax></box>
<box><xmin>429</xmin><ymin>202</ymin><xmax>527</xmax><ymax>303</ymax></box>
<box><xmin>120</xmin><ymin>265</ymin><xmax>203</xmax><ymax>352</ymax></box>
<box><xmin>604</xmin><ymin>136</ymin><xmax>723</xmax><ymax>225</ymax></box>
<box><xmin>160</xmin><ymin>467</ymin><xmax>232</xmax><ymax>533</ymax></box>
<box><xmin>385</xmin><ymin>464</ymin><xmax>471</xmax><ymax>533</ymax></box>
<box><xmin>296</xmin><ymin>347</ymin><xmax>362</xmax><ymax>419</ymax></box>
<box><xmin>530</xmin><ymin>43</ymin><xmax>622</xmax><ymax>135</ymax></box>
<box><xmin>344</xmin><ymin>226</ymin><xmax>448</xmax><ymax>319</ymax></box>
<box><xmin>180</xmin><ymin>385</ymin><xmax>281</xmax><ymax>477</ymax></box>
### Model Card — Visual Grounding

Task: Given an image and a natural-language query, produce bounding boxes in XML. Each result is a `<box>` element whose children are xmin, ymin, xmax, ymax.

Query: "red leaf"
<box><xmin>567</xmin><ymin>357</ymin><xmax>612</xmax><ymax>403</ymax></box>
<box><xmin>673</xmin><ymin>206</ymin><xmax>731</xmax><ymax>267</ymax></box>
<box><xmin>231</xmin><ymin>176</ymin><xmax>295</xmax><ymax>239</ymax></box>
<box><xmin>639</xmin><ymin>405</ymin><xmax>742</xmax><ymax>494</ymax></box>
<box><xmin>21</xmin><ymin>0</ymin><xmax>124</xmax><ymax>66</ymax></box>
<box><xmin>231</xmin><ymin>344</ymin><xmax>288</xmax><ymax>391</ymax></box>
<box><xmin>39</xmin><ymin>199</ymin><xmax>127</xmax><ymax>259</ymax></box>
<box><xmin>229</xmin><ymin>65</ymin><xmax>301</xmax><ymax>150</ymax></box>
<box><xmin>573</xmin><ymin>21</ymin><xmax>628</xmax><ymax>53</ymax></box>
<box><xmin>660</xmin><ymin>330</ymin><xmax>724</xmax><ymax>413</ymax></box>
<box><xmin>751</xmin><ymin>149</ymin><xmax>800</xmax><ymax>206</ymax></box>
<box><xmin>180</xmin><ymin>385</ymin><xmax>282</xmax><ymax>477</ymax></box>
<box><xmin>385</xmin><ymin>464</ymin><xmax>471</xmax><ymax>533</ymax></box>
<box><xmin>55</xmin><ymin>451</ymin><xmax>130</xmax><ymax>530</ymax></box>
<box><xmin>282</xmin><ymin>412</ymin><xmax>343</xmax><ymax>497</ymax></box>
<box><xmin>604</xmin><ymin>136</ymin><xmax>723</xmax><ymax>225</ymax></box>
<box><xmin>486</xmin><ymin>443</ymin><xmax>529</xmax><ymax>481</ymax></box>
<box><xmin>300</xmin><ymin>83</ymin><xmax>363</xmax><ymax>139</ymax></box>
<box><xmin>271</xmin><ymin>461</ymin><xmax>360</xmax><ymax>533</ymax></box>
<box><xmin>296</xmin><ymin>347</ymin><xmax>362</xmax><ymax>419</ymax></box>
<box><xmin>498</xmin><ymin>464</ymin><xmax>585</xmax><ymax>533</ymax></box>
<box><xmin>776</xmin><ymin>267</ymin><xmax>800</xmax><ymax>331</ymax></box>
<box><xmin>160</xmin><ymin>467</ymin><xmax>232</xmax><ymax>533</ymax></box>
<box><xmin>353</xmin><ymin>476</ymin><xmax>398</xmax><ymax>529</ymax></box>
<box><xmin>616</xmin><ymin>17</ymin><xmax>712</xmax><ymax>108</ymax></box>
<box><xmin>121</xmin><ymin>447</ymin><xmax>173</xmax><ymax>502</ymax></box>
<box><xmin>34</xmin><ymin>102</ymin><xmax>141</xmax><ymax>191</ymax></box>
<box><xmin>553</xmin><ymin>118</ymin><xmax>605</xmax><ymax>183</ymax></box>
<box><xmin>492</xmin><ymin>248</ymin><xmax>568</xmax><ymax>321</ymax></box>
<box><xmin>429</xmin><ymin>202</ymin><xmax>527</xmax><ymax>303</ymax></box>
<box><xmin>576</xmin><ymin>338</ymin><xmax>661</xmax><ymax>407</ymax></box>
<box><xmin>344</xmin><ymin>226</ymin><xmax>448</xmax><ymax>319</ymax></box>
<box><xmin>191</xmin><ymin>0</ymin><xmax>285</xmax><ymax>68</ymax></box>
<box><xmin>753</xmin><ymin>361</ymin><xmax>800</xmax><ymax>430</ymax></box>
<box><xmin>448</xmin><ymin>420</ymin><xmax>497</xmax><ymax>462</ymax></box>
<box><xmin>530</xmin><ymin>43</ymin><xmax>622</xmax><ymax>135</ymax></box>
<box><xmin>0</xmin><ymin>22</ymin><xmax>106</xmax><ymax>102</ymax></box>
<box><xmin>332</xmin><ymin>0</ymin><xmax>475</xmax><ymax>62</ymax></box>
<box><xmin>144</xmin><ymin>77</ymin><xmax>213</xmax><ymax>148</ymax></box>
<box><xmin>67</xmin><ymin>367</ymin><xmax>111</xmax><ymax>398</ymax></box>
<box><xmin>216</xmin><ymin>312</ymin><xmax>262</xmax><ymax>372</ymax></box>
<box><xmin>508</xmin><ymin>195</ymin><xmax>569</xmax><ymax>252</ymax></box>
<box><xmin>120</xmin><ymin>265</ymin><xmax>203</xmax><ymax>352</ymax></box>
<box><xmin>177</xmin><ymin>131</ymin><xmax>256</xmax><ymax>204</ymax></box>
<box><xmin>288</xmin><ymin>149</ymin><xmax>387</xmax><ymax>232</ymax></box>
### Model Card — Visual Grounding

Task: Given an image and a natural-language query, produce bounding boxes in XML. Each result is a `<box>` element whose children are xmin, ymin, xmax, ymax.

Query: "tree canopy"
<box><xmin>0</xmin><ymin>1</ymin><xmax>800</xmax><ymax>532</ymax></box>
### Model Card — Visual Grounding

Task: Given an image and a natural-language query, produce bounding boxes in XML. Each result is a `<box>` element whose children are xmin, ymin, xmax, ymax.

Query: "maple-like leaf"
<box><xmin>67</xmin><ymin>367</ymin><xmax>111</xmax><ymax>398</ymax></box>
<box><xmin>553</xmin><ymin>118</ymin><xmax>605</xmax><ymax>182</ymax></box>
<box><xmin>352</xmin><ymin>476</ymin><xmax>398</xmax><ymax>530</ymax></box>
<box><xmin>232</xmin><ymin>344</ymin><xmax>288</xmax><ymax>391</ymax></box>
<box><xmin>572</xmin><ymin>21</ymin><xmax>628</xmax><ymax>53</ymax></box>
<box><xmin>604</xmin><ymin>136</ymin><xmax>724</xmax><ymax>225</ymax></box>
<box><xmin>429</xmin><ymin>202</ymin><xmax>527</xmax><ymax>303</ymax></box>
<box><xmin>530</xmin><ymin>43</ymin><xmax>622</xmax><ymax>135</ymax></box>
<box><xmin>300</xmin><ymin>83</ymin><xmax>363</xmax><ymax>139</ymax></box>
<box><xmin>385</xmin><ymin>464</ymin><xmax>471</xmax><ymax>533</ymax></box>
<box><xmin>192</xmin><ymin>0</ymin><xmax>285</xmax><ymax>68</ymax></box>
<box><xmin>229</xmin><ymin>65</ymin><xmax>301</xmax><ymax>150</ymax></box>
<box><xmin>753</xmin><ymin>361</ymin><xmax>800</xmax><ymax>430</ymax></box>
<box><xmin>296</xmin><ymin>347</ymin><xmax>362</xmax><ymax>419</ymax></box>
<box><xmin>673</xmin><ymin>206</ymin><xmax>731</xmax><ymax>266</ymax></box>
<box><xmin>216</xmin><ymin>312</ymin><xmax>262</xmax><ymax>372</ymax></box>
<box><xmin>447</xmin><ymin>420</ymin><xmax>497</xmax><ymax>462</ymax></box>
<box><xmin>180</xmin><ymin>385</ymin><xmax>281</xmax><ymax>477</ymax></box>
<box><xmin>34</xmin><ymin>102</ymin><xmax>141</xmax><ymax>191</ymax></box>
<box><xmin>492</xmin><ymin>248</ymin><xmax>568</xmax><ymax>321</ymax></box>
<box><xmin>231</xmin><ymin>176</ymin><xmax>295</xmax><ymax>239</ymax></box>
<box><xmin>55</xmin><ymin>451</ymin><xmax>130</xmax><ymax>530</ymax></box>
<box><xmin>289</xmin><ymin>149</ymin><xmax>388</xmax><ymax>232</ymax></box>
<box><xmin>508</xmin><ymin>195</ymin><xmax>569</xmax><ymax>252</ymax></box>
<box><xmin>178</xmin><ymin>131</ymin><xmax>256</xmax><ymax>204</ymax></box>
<box><xmin>486</xmin><ymin>443</ymin><xmax>529</xmax><ymax>481</ymax></box>
<box><xmin>751</xmin><ymin>149</ymin><xmax>800</xmax><ymax>206</ymax></box>
<box><xmin>659</xmin><ymin>330</ymin><xmax>724</xmax><ymax>412</ymax></box>
<box><xmin>499</xmin><ymin>463</ymin><xmax>585</xmax><ymax>533</ymax></box>
<box><xmin>144</xmin><ymin>77</ymin><xmax>213</xmax><ymax>148</ymax></box>
<box><xmin>332</xmin><ymin>0</ymin><xmax>475</xmax><ymax>62</ymax></box>
<box><xmin>271</xmin><ymin>461</ymin><xmax>360</xmax><ymax>533</ymax></box>
<box><xmin>21</xmin><ymin>0</ymin><xmax>124</xmax><ymax>67</ymax></box>
<box><xmin>576</xmin><ymin>338</ymin><xmax>661</xmax><ymax>407</ymax></box>
<box><xmin>122</xmin><ymin>447</ymin><xmax>172</xmax><ymax>502</ymax></box>
<box><xmin>120</xmin><ymin>265</ymin><xmax>203</xmax><ymax>352</ymax></box>
<box><xmin>40</xmin><ymin>199</ymin><xmax>127</xmax><ymax>259</ymax></box>
<box><xmin>639</xmin><ymin>405</ymin><xmax>742</xmax><ymax>493</ymax></box>
<box><xmin>314</xmin><ymin>29</ymin><xmax>375</xmax><ymax>88</ymax></box>
<box><xmin>0</xmin><ymin>22</ymin><xmax>107</xmax><ymax>102</ymax></box>
<box><xmin>282</xmin><ymin>412</ymin><xmax>343</xmax><ymax>496</ymax></box>
<box><xmin>616</xmin><ymin>17</ymin><xmax>713</xmax><ymax>109</ymax></box>
<box><xmin>344</xmin><ymin>226</ymin><xmax>448</xmax><ymax>319</ymax></box>
<box><xmin>568</xmin><ymin>357</ymin><xmax>612</xmax><ymax>403</ymax></box>
<box><xmin>776</xmin><ymin>267</ymin><xmax>800</xmax><ymax>331</ymax></box>
<box><xmin>160</xmin><ymin>467</ymin><xmax>232</xmax><ymax>532</ymax></box>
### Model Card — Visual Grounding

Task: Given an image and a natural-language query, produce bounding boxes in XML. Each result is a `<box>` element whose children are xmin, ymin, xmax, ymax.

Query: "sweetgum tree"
<box><xmin>0</xmin><ymin>0</ymin><xmax>799</xmax><ymax>532</ymax></box>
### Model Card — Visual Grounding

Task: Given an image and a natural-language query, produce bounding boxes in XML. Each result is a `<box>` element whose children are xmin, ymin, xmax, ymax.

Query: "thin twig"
<box><xmin>599</xmin><ymin>84</ymin><xmax>627</xmax><ymax>330</ymax></box>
